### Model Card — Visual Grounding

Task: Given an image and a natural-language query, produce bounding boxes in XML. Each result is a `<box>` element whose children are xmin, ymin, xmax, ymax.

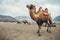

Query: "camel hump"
<box><xmin>42</xmin><ymin>14</ymin><xmax>51</xmax><ymax>21</ymax></box>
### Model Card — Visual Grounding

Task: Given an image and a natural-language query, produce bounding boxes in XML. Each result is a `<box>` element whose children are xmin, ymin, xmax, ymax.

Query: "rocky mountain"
<box><xmin>53</xmin><ymin>16</ymin><xmax>60</xmax><ymax>22</ymax></box>
<box><xmin>15</xmin><ymin>16</ymin><xmax>29</xmax><ymax>20</ymax></box>
<box><xmin>15</xmin><ymin>16</ymin><xmax>34</xmax><ymax>22</ymax></box>
<box><xmin>0</xmin><ymin>15</ymin><xmax>17</xmax><ymax>22</ymax></box>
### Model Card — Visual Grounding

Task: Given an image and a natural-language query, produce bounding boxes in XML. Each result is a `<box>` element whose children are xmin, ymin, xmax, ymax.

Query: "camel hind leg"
<box><xmin>46</xmin><ymin>22</ymin><xmax>51</xmax><ymax>33</ymax></box>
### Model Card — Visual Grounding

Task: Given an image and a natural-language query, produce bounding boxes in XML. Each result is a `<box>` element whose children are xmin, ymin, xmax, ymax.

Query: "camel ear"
<box><xmin>26</xmin><ymin>5</ymin><xmax>30</xmax><ymax>8</ymax></box>
<box><xmin>34</xmin><ymin>6</ymin><xmax>35</xmax><ymax>7</ymax></box>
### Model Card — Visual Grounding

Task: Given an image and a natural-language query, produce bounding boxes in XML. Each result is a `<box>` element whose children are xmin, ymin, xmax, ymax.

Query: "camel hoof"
<box><xmin>38</xmin><ymin>34</ymin><xmax>41</xmax><ymax>36</ymax></box>
<box><xmin>47</xmin><ymin>29</ymin><xmax>48</xmax><ymax>32</ymax></box>
<box><xmin>47</xmin><ymin>29</ymin><xmax>51</xmax><ymax>33</ymax></box>
<box><xmin>37</xmin><ymin>31</ymin><xmax>39</xmax><ymax>33</ymax></box>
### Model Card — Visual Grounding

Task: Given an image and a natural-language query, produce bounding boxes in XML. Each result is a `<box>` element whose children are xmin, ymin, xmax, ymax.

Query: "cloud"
<box><xmin>0</xmin><ymin>0</ymin><xmax>29</xmax><ymax>17</ymax></box>
<box><xmin>48</xmin><ymin>0</ymin><xmax>60</xmax><ymax>5</ymax></box>
<box><xmin>0</xmin><ymin>0</ymin><xmax>60</xmax><ymax>18</ymax></box>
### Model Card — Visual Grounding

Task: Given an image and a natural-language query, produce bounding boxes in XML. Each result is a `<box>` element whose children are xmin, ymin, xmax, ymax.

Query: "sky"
<box><xmin>0</xmin><ymin>0</ymin><xmax>60</xmax><ymax>19</ymax></box>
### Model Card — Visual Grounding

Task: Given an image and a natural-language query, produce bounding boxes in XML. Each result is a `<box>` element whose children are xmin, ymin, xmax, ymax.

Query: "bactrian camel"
<box><xmin>26</xmin><ymin>4</ymin><xmax>52</xmax><ymax>36</ymax></box>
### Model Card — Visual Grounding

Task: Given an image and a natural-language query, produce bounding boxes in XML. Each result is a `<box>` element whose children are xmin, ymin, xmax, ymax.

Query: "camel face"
<box><xmin>26</xmin><ymin>5</ymin><xmax>30</xmax><ymax>9</ymax></box>
<box><xmin>26</xmin><ymin>4</ymin><xmax>35</xmax><ymax>10</ymax></box>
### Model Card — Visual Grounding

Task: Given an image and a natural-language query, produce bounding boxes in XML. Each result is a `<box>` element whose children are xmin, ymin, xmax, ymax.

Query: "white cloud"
<box><xmin>6</xmin><ymin>6</ymin><xmax>20</xmax><ymax>13</ymax></box>
<box><xmin>0</xmin><ymin>4</ymin><xmax>29</xmax><ymax>17</ymax></box>
<box><xmin>0</xmin><ymin>0</ymin><xmax>60</xmax><ymax>18</ymax></box>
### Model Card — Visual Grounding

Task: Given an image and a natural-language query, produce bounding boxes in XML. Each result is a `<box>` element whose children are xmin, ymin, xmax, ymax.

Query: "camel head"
<box><xmin>26</xmin><ymin>4</ymin><xmax>35</xmax><ymax>10</ymax></box>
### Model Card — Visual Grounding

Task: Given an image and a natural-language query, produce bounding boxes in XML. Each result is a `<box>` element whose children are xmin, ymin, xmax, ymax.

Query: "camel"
<box><xmin>17</xmin><ymin>21</ymin><xmax>21</xmax><ymax>24</ymax></box>
<box><xmin>22</xmin><ymin>20</ymin><xmax>30</xmax><ymax>24</ymax></box>
<box><xmin>26</xmin><ymin>4</ymin><xmax>52</xmax><ymax>36</ymax></box>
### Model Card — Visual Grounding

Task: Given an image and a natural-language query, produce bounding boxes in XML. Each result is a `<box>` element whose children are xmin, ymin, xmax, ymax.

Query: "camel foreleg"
<box><xmin>37</xmin><ymin>25</ymin><xmax>41</xmax><ymax>36</ymax></box>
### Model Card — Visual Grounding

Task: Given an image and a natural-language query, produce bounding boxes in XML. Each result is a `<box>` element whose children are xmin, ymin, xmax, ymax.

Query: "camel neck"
<box><xmin>29</xmin><ymin>9</ymin><xmax>36</xmax><ymax>20</ymax></box>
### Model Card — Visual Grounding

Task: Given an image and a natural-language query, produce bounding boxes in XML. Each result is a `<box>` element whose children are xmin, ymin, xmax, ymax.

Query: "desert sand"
<box><xmin>0</xmin><ymin>22</ymin><xmax>60</xmax><ymax>40</ymax></box>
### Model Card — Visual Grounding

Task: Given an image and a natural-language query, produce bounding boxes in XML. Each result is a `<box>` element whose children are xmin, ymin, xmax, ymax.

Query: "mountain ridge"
<box><xmin>0</xmin><ymin>15</ymin><xmax>17</xmax><ymax>22</ymax></box>
<box><xmin>53</xmin><ymin>16</ymin><xmax>60</xmax><ymax>22</ymax></box>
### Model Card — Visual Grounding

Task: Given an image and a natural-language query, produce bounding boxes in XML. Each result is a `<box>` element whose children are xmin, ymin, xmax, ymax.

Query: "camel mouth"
<box><xmin>26</xmin><ymin>4</ymin><xmax>35</xmax><ymax>9</ymax></box>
